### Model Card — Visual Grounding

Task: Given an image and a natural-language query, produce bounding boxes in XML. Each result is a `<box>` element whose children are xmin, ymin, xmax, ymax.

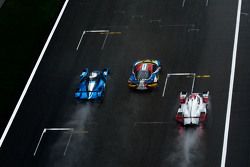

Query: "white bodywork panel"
<box><xmin>137</xmin><ymin>80</ymin><xmax>147</xmax><ymax>90</ymax></box>
<box><xmin>177</xmin><ymin>93</ymin><xmax>207</xmax><ymax>125</ymax></box>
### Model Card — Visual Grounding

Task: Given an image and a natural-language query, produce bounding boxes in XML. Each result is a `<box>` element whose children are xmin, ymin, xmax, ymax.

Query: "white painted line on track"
<box><xmin>188</xmin><ymin>28</ymin><xmax>200</xmax><ymax>32</ymax></box>
<box><xmin>101</xmin><ymin>30</ymin><xmax>109</xmax><ymax>50</ymax></box>
<box><xmin>33</xmin><ymin>128</ymin><xmax>74</xmax><ymax>156</ymax></box>
<box><xmin>76</xmin><ymin>30</ymin><xmax>86</xmax><ymax>51</ymax></box>
<box><xmin>182</xmin><ymin>0</ymin><xmax>186</xmax><ymax>7</ymax></box>
<box><xmin>149</xmin><ymin>19</ymin><xmax>162</xmax><ymax>23</ymax></box>
<box><xmin>86</xmin><ymin>30</ymin><xmax>109</xmax><ymax>33</ymax></box>
<box><xmin>162</xmin><ymin>74</ymin><xmax>170</xmax><ymax>97</ymax></box>
<box><xmin>191</xmin><ymin>73</ymin><xmax>196</xmax><ymax>93</ymax></box>
<box><xmin>169</xmin><ymin>73</ymin><xmax>195</xmax><ymax>76</ymax></box>
<box><xmin>46</xmin><ymin>128</ymin><xmax>74</xmax><ymax>131</ymax></box>
<box><xmin>241</xmin><ymin>12</ymin><xmax>248</xmax><ymax>16</ymax></box>
<box><xmin>0</xmin><ymin>0</ymin><xmax>70</xmax><ymax>148</ymax></box>
<box><xmin>221</xmin><ymin>0</ymin><xmax>242</xmax><ymax>166</ymax></box>
<box><xmin>76</xmin><ymin>30</ymin><xmax>109</xmax><ymax>51</ymax></box>
<box><xmin>33</xmin><ymin>129</ymin><xmax>47</xmax><ymax>156</ymax></box>
<box><xmin>62</xmin><ymin>129</ymin><xmax>88</xmax><ymax>155</ymax></box>
<box><xmin>205</xmin><ymin>0</ymin><xmax>209</xmax><ymax>6</ymax></box>
<box><xmin>162</xmin><ymin>73</ymin><xmax>196</xmax><ymax>97</ymax></box>
<box><xmin>64</xmin><ymin>132</ymin><xmax>73</xmax><ymax>156</ymax></box>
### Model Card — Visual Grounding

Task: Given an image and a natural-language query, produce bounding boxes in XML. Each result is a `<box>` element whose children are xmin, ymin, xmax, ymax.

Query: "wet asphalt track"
<box><xmin>226</xmin><ymin>0</ymin><xmax>250</xmax><ymax>166</ymax></box>
<box><xmin>0</xmin><ymin>0</ymin><xmax>248</xmax><ymax>166</ymax></box>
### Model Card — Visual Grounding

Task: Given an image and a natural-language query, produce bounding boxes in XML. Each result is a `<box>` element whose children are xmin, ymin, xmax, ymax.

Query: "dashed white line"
<box><xmin>205</xmin><ymin>0</ymin><xmax>209</xmax><ymax>7</ymax></box>
<box><xmin>86</xmin><ymin>30</ymin><xmax>109</xmax><ymax>33</ymax></box>
<box><xmin>220</xmin><ymin>0</ymin><xmax>242</xmax><ymax>166</ymax></box>
<box><xmin>76</xmin><ymin>30</ymin><xmax>86</xmax><ymax>51</ymax></box>
<box><xmin>182</xmin><ymin>0</ymin><xmax>186</xmax><ymax>7</ymax></box>
<box><xmin>76</xmin><ymin>30</ymin><xmax>109</xmax><ymax>51</ymax></box>
<box><xmin>149</xmin><ymin>19</ymin><xmax>162</xmax><ymax>23</ymax></box>
<box><xmin>162</xmin><ymin>74</ymin><xmax>170</xmax><ymax>97</ymax></box>
<box><xmin>0</xmin><ymin>0</ymin><xmax>70</xmax><ymax>148</ymax></box>
<box><xmin>33</xmin><ymin>129</ymin><xmax>47</xmax><ymax>156</ymax></box>
<box><xmin>63</xmin><ymin>132</ymin><xmax>73</xmax><ymax>156</ymax></box>
<box><xmin>46</xmin><ymin>128</ymin><xmax>73</xmax><ymax>131</ymax></box>
<box><xmin>241</xmin><ymin>12</ymin><xmax>248</xmax><ymax>16</ymax></box>
<box><xmin>188</xmin><ymin>28</ymin><xmax>200</xmax><ymax>32</ymax></box>
<box><xmin>101</xmin><ymin>30</ymin><xmax>109</xmax><ymax>50</ymax></box>
<box><xmin>33</xmin><ymin>128</ymin><xmax>73</xmax><ymax>156</ymax></box>
<box><xmin>191</xmin><ymin>73</ymin><xmax>196</xmax><ymax>93</ymax></box>
<box><xmin>162</xmin><ymin>73</ymin><xmax>196</xmax><ymax>97</ymax></box>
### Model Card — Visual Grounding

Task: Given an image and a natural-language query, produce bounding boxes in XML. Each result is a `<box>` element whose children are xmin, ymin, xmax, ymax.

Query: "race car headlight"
<box><xmin>128</xmin><ymin>83</ymin><xmax>137</xmax><ymax>87</ymax></box>
<box><xmin>128</xmin><ymin>79</ymin><xmax>138</xmax><ymax>84</ymax></box>
<box><xmin>75</xmin><ymin>92</ymin><xmax>80</xmax><ymax>97</ymax></box>
<box><xmin>98</xmin><ymin>91</ymin><xmax>102</xmax><ymax>96</ymax></box>
<box><xmin>147</xmin><ymin>83</ymin><xmax>158</xmax><ymax>87</ymax></box>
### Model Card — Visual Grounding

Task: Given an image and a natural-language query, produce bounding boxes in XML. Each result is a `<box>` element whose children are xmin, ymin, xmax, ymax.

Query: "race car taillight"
<box><xmin>200</xmin><ymin>112</ymin><xmax>207</xmax><ymax>122</ymax></box>
<box><xmin>179</xmin><ymin>98</ymin><xmax>186</xmax><ymax>104</ymax></box>
<box><xmin>203</xmin><ymin>97</ymin><xmax>208</xmax><ymax>103</ymax></box>
<box><xmin>176</xmin><ymin>113</ymin><xmax>184</xmax><ymax>122</ymax></box>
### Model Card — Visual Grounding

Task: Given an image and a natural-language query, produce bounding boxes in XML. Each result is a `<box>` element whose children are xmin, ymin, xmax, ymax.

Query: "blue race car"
<box><xmin>75</xmin><ymin>68</ymin><xmax>109</xmax><ymax>100</ymax></box>
<box><xmin>128</xmin><ymin>59</ymin><xmax>161</xmax><ymax>90</ymax></box>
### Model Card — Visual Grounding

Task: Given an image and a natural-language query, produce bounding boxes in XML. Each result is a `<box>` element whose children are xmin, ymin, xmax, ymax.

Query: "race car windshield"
<box><xmin>89</xmin><ymin>77</ymin><xmax>98</xmax><ymax>81</ymax></box>
<box><xmin>89</xmin><ymin>72</ymin><xmax>99</xmax><ymax>81</ymax></box>
<box><xmin>136</xmin><ymin>70</ymin><xmax>150</xmax><ymax>80</ymax></box>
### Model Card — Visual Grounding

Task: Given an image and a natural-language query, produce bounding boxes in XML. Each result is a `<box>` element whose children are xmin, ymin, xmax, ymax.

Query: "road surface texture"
<box><xmin>0</xmin><ymin>0</ymin><xmax>245</xmax><ymax>167</ymax></box>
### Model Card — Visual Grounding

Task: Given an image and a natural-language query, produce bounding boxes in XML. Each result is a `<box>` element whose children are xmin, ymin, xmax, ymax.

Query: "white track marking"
<box><xmin>162</xmin><ymin>74</ymin><xmax>170</xmax><ymax>97</ymax></box>
<box><xmin>162</xmin><ymin>73</ymin><xmax>196</xmax><ymax>97</ymax></box>
<box><xmin>188</xmin><ymin>28</ymin><xmax>200</xmax><ymax>32</ymax></box>
<box><xmin>149</xmin><ymin>19</ymin><xmax>162</xmax><ymax>23</ymax></box>
<box><xmin>63</xmin><ymin>132</ymin><xmax>73</xmax><ymax>156</ymax></box>
<box><xmin>64</xmin><ymin>130</ymin><xmax>88</xmax><ymax>156</ymax></box>
<box><xmin>33</xmin><ymin>129</ymin><xmax>47</xmax><ymax>156</ymax></box>
<box><xmin>46</xmin><ymin>128</ymin><xmax>73</xmax><ymax>131</ymax></box>
<box><xmin>182</xmin><ymin>0</ymin><xmax>186</xmax><ymax>7</ymax></box>
<box><xmin>205</xmin><ymin>0</ymin><xmax>209</xmax><ymax>6</ymax></box>
<box><xmin>76</xmin><ymin>30</ymin><xmax>109</xmax><ymax>51</ymax></box>
<box><xmin>0</xmin><ymin>0</ymin><xmax>70</xmax><ymax>148</ymax></box>
<box><xmin>191</xmin><ymin>73</ymin><xmax>196</xmax><ymax>93</ymax></box>
<box><xmin>101</xmin><ymin>30</ymin><xmax>109</xmax><ymax>50</ymax></box>
<box><xmin>33</xmin><ymin>128</ymin><xmax>73</xmax><ymax>156</ymax></box>
<box><xmin>241</xmin><ymin>12</ymin><xmax>248</xmax><ymax>16</ymax></box>
<box><xmin>76</xmin><ymin>30</ymin><xmax>86</xmax><ymax>50</ymax></box>
<box><xmin>168</xmin><ymin>73</ymin><xmax>195</xmax><ymax>76</ymax></box>
<box><xmin>221</xmin><ymin>0</ymin><xmax>242</xmax><ymax>166</ymax></box>
<box><xmin>85</xmin><ymin>30</ymin><xmax>109</xmax><ymax>33</ymax></box>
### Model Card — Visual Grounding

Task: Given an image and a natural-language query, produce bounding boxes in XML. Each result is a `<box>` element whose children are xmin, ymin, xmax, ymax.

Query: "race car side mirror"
<box><xmin>202</xmin><ymin>91</ymin><xmax>209</xmax><ymax>103</ymax></box>
<box><xmin>102</xmin><ymin>68</ymin><xmax>110</xmax><ymax>76</ymax></box>
<box><xmin>80</xmin><ymin>68</ymin><xmax>89</xmax><ymax>79</ymax></box>
<box><xmin>179</xmin><ymin>91</ymin><xmax>187</xmax><ymax>104</ymax></box>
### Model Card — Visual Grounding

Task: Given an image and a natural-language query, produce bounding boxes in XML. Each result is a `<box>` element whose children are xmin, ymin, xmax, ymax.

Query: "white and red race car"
<box><xmin>176</xmin><ymin>91</ymin><xmax>209</xmax><ymax>126</ymax></box>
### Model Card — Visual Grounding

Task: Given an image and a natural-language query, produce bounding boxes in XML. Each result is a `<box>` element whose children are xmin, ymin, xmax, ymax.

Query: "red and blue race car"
<box><xmin>128</xmin><ymin>59</ymin><xmax>161</xmax><ymax>90</ymax></box>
